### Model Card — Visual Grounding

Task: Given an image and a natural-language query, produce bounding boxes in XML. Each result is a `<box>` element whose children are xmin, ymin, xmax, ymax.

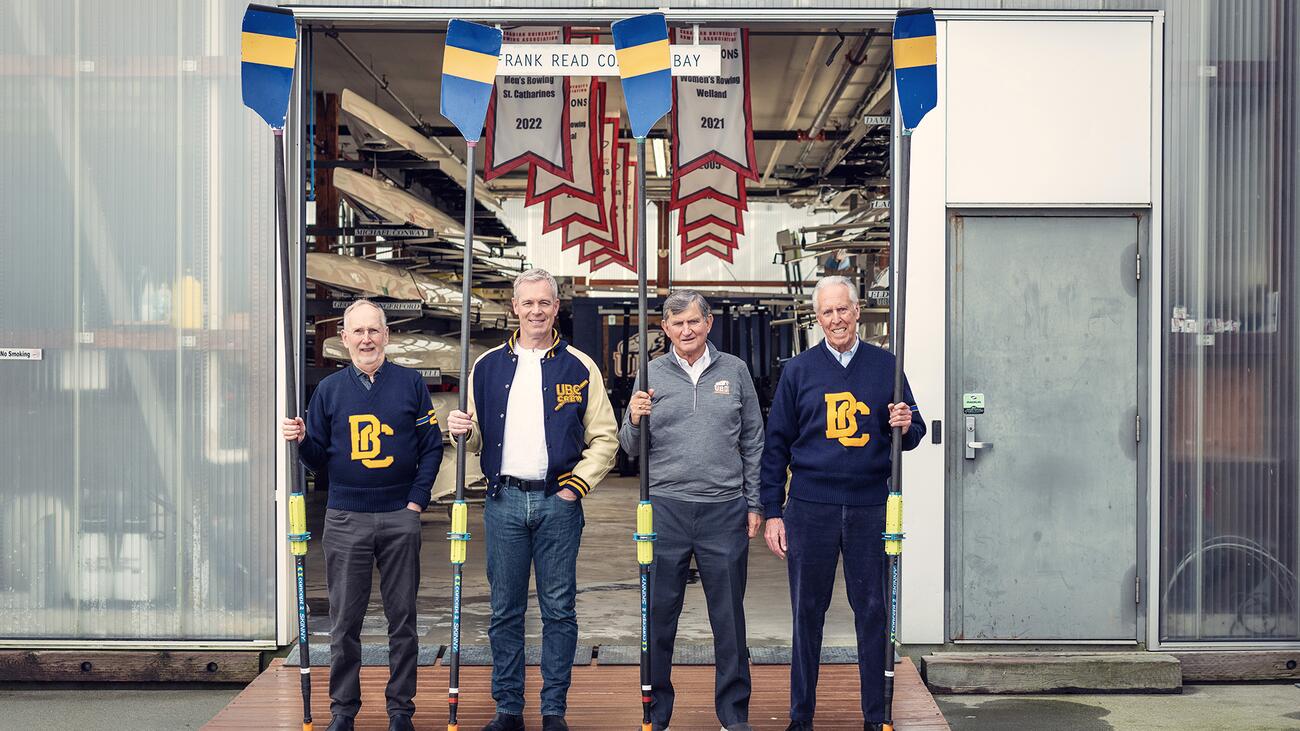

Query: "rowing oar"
<box><xmin>240</xmin><ymin>5</ymin><xmax>309</xmax><ymax>730</ymax></box>
<box><xmin>610</xmin><ymin>14</ymin><xmax>672</xmax><ymax>731</ymax></box>
<box><xmin>438</xmin><ymin>19</ymin><xmax>502</xmax><ymax>731</ymax></box>
<box><xmin>882</xmin><ymin>9</ymin><xmax>936</xmax><ymax>731</ymax></box>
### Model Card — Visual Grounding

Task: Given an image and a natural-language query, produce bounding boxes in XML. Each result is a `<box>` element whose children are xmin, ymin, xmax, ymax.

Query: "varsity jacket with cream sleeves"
<box><xmin>464</xmin><ymin>330</ymin><xmax>619</xmax><ymax>498</ymax></box>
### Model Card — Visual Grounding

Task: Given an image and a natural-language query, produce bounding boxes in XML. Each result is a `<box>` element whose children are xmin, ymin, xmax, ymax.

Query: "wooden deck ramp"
<box><xmin>206</xmin><ymin>658</ymin><xmax>948</xmax><ymax>730</ymax></box>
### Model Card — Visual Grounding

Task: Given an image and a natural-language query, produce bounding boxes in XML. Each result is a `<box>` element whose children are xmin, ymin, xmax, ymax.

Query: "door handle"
<box><xmin>964</xmin><ymin>416</ymin><xmax>992</xmax><ymax>460</ymax></box>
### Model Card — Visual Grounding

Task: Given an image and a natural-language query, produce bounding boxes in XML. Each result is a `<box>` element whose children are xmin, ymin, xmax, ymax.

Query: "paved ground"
<box><xmin>0</xmin><ymin>685</ymin><xmax>242</xmax><ymax>731</ymax></box>
<box><xmin>936</xmin><ymin>683</ymin><xmax>1300</xmax><ymax>730</ymax></box>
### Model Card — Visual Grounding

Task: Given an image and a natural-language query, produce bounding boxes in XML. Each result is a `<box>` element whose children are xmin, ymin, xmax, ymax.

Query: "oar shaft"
<box><xmin>448</xmin><ymin>141</ymin><xmax>477</xmax><ymax>731</ymax></box>
<box><xmin>456</xmin><ymin>142</ymin><xmax>477</xmax><ymax>503</ymax></box>
<box><xmin>882</xmin><ymin>129</ymin><xmax>914</xmax><ymax>729</ymax></box>
<box><xmin>635</xmin><ymin>136</ymin><xmax>653</xmax><ymax>731</ymax></box>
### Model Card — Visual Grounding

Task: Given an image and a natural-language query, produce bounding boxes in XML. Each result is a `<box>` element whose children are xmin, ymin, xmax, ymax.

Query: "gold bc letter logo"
<box><xmin>349</xmin><ymin>414</ymin><xmax>394</xmax><ymax>468</ymax></box>
<box><xmin>824</xmin><ymin>391</ymin><xmax>871</xmax><ymax>447</ymax></box>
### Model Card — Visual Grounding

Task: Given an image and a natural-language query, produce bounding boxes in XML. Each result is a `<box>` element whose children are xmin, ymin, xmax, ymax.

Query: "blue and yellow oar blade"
<box><xmin>610</xmin><ymin>13</ymin><xmax>671</xmax><ymax>139</ymax></box>
<box><xmin>440</xmin><ymin>19</ymin><xmax>502</xmax><ymax>143</ymax></box>
<box><xmin>893</xmin><ymin>8</ymin><xmax>937</xmax><ymax>131</ymax></box>
<box><xmin>241</xmin><ymin>4</ymin><xmax>297</xmax><ymax>130</ymax></box>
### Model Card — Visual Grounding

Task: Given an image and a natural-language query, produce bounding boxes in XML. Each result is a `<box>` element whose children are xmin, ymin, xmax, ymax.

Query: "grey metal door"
<box><xmin>952</xmin><ymin>215</ymin><xmax>1140</xmax><ymax>641</ymax></box>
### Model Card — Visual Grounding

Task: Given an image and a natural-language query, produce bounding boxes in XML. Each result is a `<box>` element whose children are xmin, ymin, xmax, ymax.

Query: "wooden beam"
<box><xmin>1173</xmin><ymin>651</ymin><xmax>1300</xmax><ymax>682</ymax></box>
<box><xmin>0</xmin><ymin>650</ymin><xmax>262</xmax><ymax>683</ymax></box>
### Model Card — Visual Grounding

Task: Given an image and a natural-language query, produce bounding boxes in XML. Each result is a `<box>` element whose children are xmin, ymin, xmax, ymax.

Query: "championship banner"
<box><xmin>577</xmin><ymin>139</ymin><xmax>630</xmax><ymax>265</ymax></box>
<box><xmin>682</xmin><ymin>236</ymin><xmax>738</xmax><ymax>264</ymax></box>
<box><xmin>680</xmin><ymin>195</ymin><xmax>744</xmax><ymax>234</ymax></box>
<box><xmin>484</xmin><ymin>27</ymin><xmax>571</xmax><ymax>180</ymax></box>
<box><xmin>591</xmin><ymin>142</ymin><xmax>637</xmax><ymax>272</ymax></box>
<box><xmin>547</xmin><ymin>113</ymin><xmax>616</xmax><ymax>234</ymax></box>
<box><xmin>670</xmin><ymin>27</ymin><xmax>757</xmax><ymax>179</ymax></box>
<box><xmin>679</xmin><ymin>220</ymin><xmax>738</xmax><ymax>264</ymax></box>
<box><xmin>562</xmin><ymin>115</ymin><xmax>621</xmax><ymax>250</ymax></box>
<box><xmin>669</xmin><ymin>161</ymin><xmax>748</xmax><ymax>211</ymax></box>
<box><xmin>526</xmin><ymin>77</ymin><xmax>603</xmax><ymax>206</ymax></box>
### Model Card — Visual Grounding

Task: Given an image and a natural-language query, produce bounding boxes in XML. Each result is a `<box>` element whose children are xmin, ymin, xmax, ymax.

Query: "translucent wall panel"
<box><xmin>1160</xmin><ymin>0</ymin><xmax>1299</xmax><ymax>642</ymax></box>
<box><xmin>0</xmin><ymin>0</ymin><xmax>277</xmax><ymax>642</ymax></box>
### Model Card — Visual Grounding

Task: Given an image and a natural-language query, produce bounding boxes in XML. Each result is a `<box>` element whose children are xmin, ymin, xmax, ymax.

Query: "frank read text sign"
<box><xmin>497</xmin><ymin>44</ymin><xmax>720</xmax><ymax>76</ymax></box>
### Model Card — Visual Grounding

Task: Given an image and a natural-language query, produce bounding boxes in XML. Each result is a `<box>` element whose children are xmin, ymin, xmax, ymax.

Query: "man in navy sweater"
<box><xmin>282</xmin><ymin>299</ymin><xmax>443</xmax><ymax>731</ymax></box>
<box><xmin>760</xmin><ymin>276</ymin><xmax>925</xmax><ymax>731</ymax></box>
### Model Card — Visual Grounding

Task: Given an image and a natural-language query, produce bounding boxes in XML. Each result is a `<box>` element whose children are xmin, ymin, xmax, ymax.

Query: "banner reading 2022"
<box><xmin>670</xmin><ymin>27</ymin><xmax>756</xmax><ymax>180</ymax></box>
<box><xmin>484</xmin><ymin>27</ymin><xmax>571</xmax><ymax>180</ymax></box>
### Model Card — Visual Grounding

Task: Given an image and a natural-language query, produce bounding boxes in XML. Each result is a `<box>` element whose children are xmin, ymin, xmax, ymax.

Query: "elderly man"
<box><xmin>619</xmin><ymin>290</ymin><xmax>764</xmax><ymax>731</ymax></box>
<box><xmin>761</xmin><ymin>276</ymin><xmax>925</xmax><ymax>731</ymax></box>
<box><xmin>282</xmin><ymin>298</ymin><xmax>444</xmax><ymax>731</ymax></box>
<box><xmin>447</xmin><ymin>268</ymin><xmax>618</xmax><ymax>731</ymax></box>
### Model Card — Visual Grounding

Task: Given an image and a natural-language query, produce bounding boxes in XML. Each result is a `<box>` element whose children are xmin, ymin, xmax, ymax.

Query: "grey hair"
<box><xmin>662</xmin><ymin>289</ymin><xmax>711</xmax><ymax>320</ymax></box>
<box><xmin>512</xmin><ymin>267</ymin><xmax>559</xmax><ymax>300</ymax></box>
<box><xmin>342</xmin><ymin>298</ymin><xmax>387</xmax><ymax>328</ymax></box>
<box><xmin>812</xmin><ymin>275</ymin><xmax>860</xmax><ymax>312</ymax></box>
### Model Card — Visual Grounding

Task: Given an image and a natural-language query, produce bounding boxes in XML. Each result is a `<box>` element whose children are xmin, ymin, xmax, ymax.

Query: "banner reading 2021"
<box><xmin>484</xmin><ymin>27</ymin><xmax>571</xmax><ymax>180</ymax></box>
<box><xmin>670</xmin><ymin>27</ymin><xmax>757</xmax><ymax>180</ymax></box>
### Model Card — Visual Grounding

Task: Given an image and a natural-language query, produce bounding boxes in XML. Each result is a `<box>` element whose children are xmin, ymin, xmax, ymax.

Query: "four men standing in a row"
<box><xmin>286</xmin><ymin>269</ymin><xmax>923</xmax><ymax>731</ymax></box>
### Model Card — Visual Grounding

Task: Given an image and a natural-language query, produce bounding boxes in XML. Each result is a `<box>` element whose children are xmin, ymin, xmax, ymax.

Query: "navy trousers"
<box><xmin>784</xmin><ymin>497</ymin><xmax>887</xmax><ymax>723</ymax></box>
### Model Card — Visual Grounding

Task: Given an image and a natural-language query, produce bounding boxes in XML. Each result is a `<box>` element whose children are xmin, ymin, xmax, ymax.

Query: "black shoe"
<box><xmin>326</xmin><ymin>716</ymin><xmax>355</xmax><ymax>731</ymax></box>
<box><xmin>482</xmin><ymin>713</ymin><xmax>526</xmax><ymax>731</ymax></box>
<box><xmin>784</xmin><ymin>722</ymin><xmax>813</xmax><ymax>731</ymax></box>
<box><xmin>865</xmin><ymin>725</ymin><xmax>885</xmax><ymax>731</ymax></box>
<box><xmin>389</xmin><ymin>714</ymin><xmax>415</xmax><ymax>731</ymax></box>
<box><xmin>542</xmin><ymin>716</ymin><xmax>569</xmax><ymax>731</ymax></box>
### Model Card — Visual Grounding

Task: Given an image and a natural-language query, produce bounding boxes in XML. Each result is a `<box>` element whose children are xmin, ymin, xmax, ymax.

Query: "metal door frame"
<box><xmin>946</xmin><ymin>208</ymin><xmax>1151</xmax><ymax>644</ymax></box>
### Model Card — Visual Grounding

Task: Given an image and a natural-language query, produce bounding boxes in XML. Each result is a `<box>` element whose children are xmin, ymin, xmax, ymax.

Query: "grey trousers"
<box><xmin>649</xmin><ymin>495</ymin><xmax>752</xmax><ymax>728</ymax></box>
<box><xmin>322</xmin><ymin>507</ymin><xmax>422</xmax><ymax>719</ymax></box>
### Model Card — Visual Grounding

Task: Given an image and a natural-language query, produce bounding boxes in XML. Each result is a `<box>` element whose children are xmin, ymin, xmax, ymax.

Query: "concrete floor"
<box><xmin>302</xmin><ymin>475</ymin><xmax>860</xmax><ymax>647</ymax></box>
<box><xmin>936</xmin><ymin>683</ymin><xmax>1300</xmax><ymax>731</ymax></box>
<box><xmin>0</xmin><ymin>686</ymin><xmax>242</xmax><ymax>731</ymax></box>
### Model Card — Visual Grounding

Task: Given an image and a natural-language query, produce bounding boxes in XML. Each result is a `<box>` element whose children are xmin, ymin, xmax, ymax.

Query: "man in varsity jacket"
<box><xmin>619</xmin><ymin>290</ymin><xmax>764</xmax><ymax>731</ymax></box>
<box><xmin>282</xmin><ymin>298</ymin><xmax>443</xmax><ymax>731</ymax></box>
<box><xmin>447</xmin><ymin>268</ymin><xmax>618</xmax><ymax>731</ymax></box>
<box><xmin>760</xmin><ymin>276</ymin><xmax>926</xmax><ymax>731</ymax></box>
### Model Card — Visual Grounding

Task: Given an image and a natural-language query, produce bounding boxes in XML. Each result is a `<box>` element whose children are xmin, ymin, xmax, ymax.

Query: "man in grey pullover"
<box><xmin>618</xmin><ymin>290</ymin><xmax>765</xmax><ymax>731</ymax></box>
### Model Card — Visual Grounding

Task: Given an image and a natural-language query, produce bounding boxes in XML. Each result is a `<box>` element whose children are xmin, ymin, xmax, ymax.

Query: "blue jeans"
<box><xmin>484</xmin><ymin>486</ymin><xmax>585</xmax><ymax>716</ymax></box>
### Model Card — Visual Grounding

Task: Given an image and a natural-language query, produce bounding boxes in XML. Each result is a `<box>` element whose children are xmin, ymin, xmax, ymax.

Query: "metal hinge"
<box><xmin>1136</xmin><ymin>575</ymin><xmax>1142</xmax><ymax>604</ymax></box>
<box><xmin>1136</xmin><ymin>252</ymin><xmax>1142</xmax><ymax>280</ymax></box>
<box><xmin>1136</xmin><ymin>414</ymin><xmax>1142</xmax><ymax>443</ymax></box>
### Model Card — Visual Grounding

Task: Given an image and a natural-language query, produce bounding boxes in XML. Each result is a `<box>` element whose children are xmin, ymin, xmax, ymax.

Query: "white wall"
<box><xmin>901</xmin><ymin>16</ymin><xmax>1156</xmax><ymax>645</ymax></box>
<box><xmin>945</xmin><ymin>20</ymin><xmax>1153</xmax><ymax>206</ymax></box>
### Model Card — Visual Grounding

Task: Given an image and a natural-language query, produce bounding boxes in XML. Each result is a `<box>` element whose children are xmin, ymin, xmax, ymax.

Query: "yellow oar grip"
<box><xmin>635</xmin><ymin>501</ymin><xmax>654</xmax><ymax>565</ymax></box>
<box><xmin>288</xmin><ymin>492</ymin><xmax>309</xmax><ymax>556</ymax></box>
<box><xmin>884</xmin><ymin>492</ymin><xmax>903</xmax><ymax>556</ymax></box>
<box><xmin>449</xmin><ymin>500</ymin><xmax>469</xmax><ymax>564</ymax></box>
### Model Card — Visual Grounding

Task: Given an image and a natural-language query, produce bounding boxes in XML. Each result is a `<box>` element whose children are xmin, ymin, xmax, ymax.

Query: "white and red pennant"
<box><xmin>669</xmin><ymin>27</ymin><xmax>754</xmax><ymax>263</ymax></box>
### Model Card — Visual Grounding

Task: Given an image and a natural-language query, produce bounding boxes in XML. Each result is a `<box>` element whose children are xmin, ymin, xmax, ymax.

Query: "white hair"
<box><xmin>342</xmin><ymin>298</ymin><xmax>387</xmax><ymax>328</ymax></box>
<box><xmin>512</xmin><ymin>267</ymin><xmax>559</xmax><ymax>300</ymax></box>
<box><xmin>812</xmin><ymin>275</ymin><xmax>860</xmax><ymax>312</ymax></box>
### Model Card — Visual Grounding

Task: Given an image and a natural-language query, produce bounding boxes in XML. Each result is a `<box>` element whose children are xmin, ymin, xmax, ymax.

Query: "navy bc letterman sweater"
<box><xmin>299</xmin><ymin>362</ymin><xmax>444</xmax><ymax>512</ymax></box>
<box><xmin>759</xmin><ymin>340</ymin><xmax>925</xmax><ymax>517</ymax></box>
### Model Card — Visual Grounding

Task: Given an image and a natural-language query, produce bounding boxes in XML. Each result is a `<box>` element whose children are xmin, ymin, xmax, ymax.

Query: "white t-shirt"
<box><xmin>499</xmin><ymin>346</ymin><xmax>550</xmax><ymax>479</ymax></box>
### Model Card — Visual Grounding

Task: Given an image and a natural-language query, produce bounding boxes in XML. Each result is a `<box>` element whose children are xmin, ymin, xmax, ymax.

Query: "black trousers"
<box><xmin>322</xmin><ymin>507</ymin><xmax>422</xmax><ymax>719</ymax></box>
<box><xmin>784</xmin><ymin>497</ymin><xmax>887</xmax><ymax>723</ymax></box>
<box><xmin>649</xmin><ymin>495</ymin><xmax>752</xmax><ymax>729</ymax></box>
